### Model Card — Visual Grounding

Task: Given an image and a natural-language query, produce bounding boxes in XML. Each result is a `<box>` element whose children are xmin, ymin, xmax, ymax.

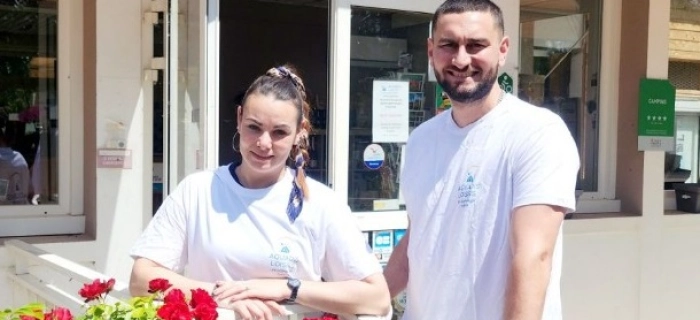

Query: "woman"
<box><xmin>129</xmin><ymin>65</ymin><xmax>391</xmax><ymax>320</ymax></box>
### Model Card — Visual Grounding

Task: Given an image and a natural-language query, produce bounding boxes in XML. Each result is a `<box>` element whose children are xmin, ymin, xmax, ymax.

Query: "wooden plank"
<box><xmin>671</xmin><ymin>22</ymin><xmax>700</xmax><ymax>32</ymax></box>
<box><xmin>669</xmin><ymin>39</ymin><xmax>700</xmax><ymax>53</ymax></box>
<box><xmin>670</xmin><ymin>50</ymin><xmax>700</xmax><ymax>61</ymax></box>
<box><xmin>669</xmin><ymin>29</ymin><xmax>700</xmax><ymax>42</ymax></box>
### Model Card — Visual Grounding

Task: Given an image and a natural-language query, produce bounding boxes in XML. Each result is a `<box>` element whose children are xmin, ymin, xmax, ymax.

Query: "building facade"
<box><xmin>1</xmin><ymin>0</ymin><xmax>700</xmax><ymax>319</ymax></box>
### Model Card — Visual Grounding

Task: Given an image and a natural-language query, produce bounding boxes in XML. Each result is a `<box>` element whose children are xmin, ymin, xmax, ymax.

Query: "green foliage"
<box><xmin>76</xmin><ymin>294</ymin><xmax>159</xmax><ymax>320</ymax></box>
<box><xmin>1</xmin><ymin>294</ymin><xmax>160</xmax><ymax>320</ymax></box>
<box><xmin>0</xmin><ymin>302</ymin><xmax>44</xmax><ymax>320</ymax></box>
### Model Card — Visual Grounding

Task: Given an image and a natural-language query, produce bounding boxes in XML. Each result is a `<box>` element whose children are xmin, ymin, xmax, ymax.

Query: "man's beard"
<box><xmin>435</xmin><ymin>67</ymin><xmax>498</xmax><ymax>104</ymax></box>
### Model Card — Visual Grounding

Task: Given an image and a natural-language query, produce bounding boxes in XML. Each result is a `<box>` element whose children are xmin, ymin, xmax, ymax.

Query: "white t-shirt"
<box><xmin>131</xmin><ymin>165</ymin><xmax>381</xmax><ymax>283</ymax></box>
<box><xmin>400</xmin><ymin>94</ymin><xmax>580</xmax><ymax>320</ymax></box>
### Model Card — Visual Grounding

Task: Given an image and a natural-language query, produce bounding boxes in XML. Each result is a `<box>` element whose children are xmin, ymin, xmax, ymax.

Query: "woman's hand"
<box><xmin>210</xmin><ymin>280</ymin><xmax>253</xmax><ymax>303</ymax></box>
<box><xmin>226</xmin><ymin>279</ymin><xmax>290</xmax><ymax>303</ymax></box>
<box><xmin>221</xmin><ymin>298</ymin><xmax>286</xmax><ymax>320</ymax></box>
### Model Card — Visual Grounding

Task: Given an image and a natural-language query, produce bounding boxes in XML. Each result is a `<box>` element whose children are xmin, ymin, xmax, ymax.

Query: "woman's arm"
<box><xmin>129</xmin><ymin>257</ymin><xmax>215</xmax><ymax>296</ymax></box>
<box><xmin>217</xmin><ymin>273</ymin><xmax>390</xmax><ymax>316</ymax></box>
<box><xmin>294</xmin><ymin>273</ymin><xmax>390</xmax><ymax>316</ymax></box>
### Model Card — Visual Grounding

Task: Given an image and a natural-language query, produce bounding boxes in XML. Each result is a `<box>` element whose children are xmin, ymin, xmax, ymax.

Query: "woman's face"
<box><xmin>237</xmin><ymin>93</ymin><xmax>300</xmax><ymax>183</ymax></box>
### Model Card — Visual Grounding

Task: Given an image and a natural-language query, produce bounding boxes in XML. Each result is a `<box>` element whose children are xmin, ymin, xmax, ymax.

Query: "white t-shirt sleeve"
<box><xmin>320</xmin><ymin>203</ymin><xmax>382</xmax><ymax>282</ymax></box>
<box><xmin>512</xmin><ymin>120</ymin><xmax>580</xmax><ymax>213</ymax></box>
<box><xmin>129</xmin><ymin>179</ymin><xmax>189</xmax><ymax>273</ymax></box>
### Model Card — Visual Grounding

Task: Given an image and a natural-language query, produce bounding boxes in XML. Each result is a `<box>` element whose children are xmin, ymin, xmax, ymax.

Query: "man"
<box><xmin>383</xmin><ymin>0</ymin><xmax>580</xmax><ymax>319</ymax></box>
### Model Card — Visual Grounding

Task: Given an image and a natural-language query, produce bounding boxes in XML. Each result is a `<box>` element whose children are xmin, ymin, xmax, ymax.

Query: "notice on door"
<box><xmin>372</xmin><ymin>80</ymin><xmax>409</xmax><ymax>143</ymax></box>
<box><xmin>97</xmin><ymin>149</ymin><xmax>133</xmax><ymax>169</ymax></box>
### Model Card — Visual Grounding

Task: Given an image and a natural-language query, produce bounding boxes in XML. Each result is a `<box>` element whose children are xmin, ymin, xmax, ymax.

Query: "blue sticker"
<box><xmin>363</xmin><ymin>144</ymin><xmax>385</xmax><ymax>170</ymax></box>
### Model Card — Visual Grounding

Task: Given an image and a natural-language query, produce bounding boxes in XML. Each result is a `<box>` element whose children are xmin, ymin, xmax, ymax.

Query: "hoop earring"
<box><xmin>232</xmin><ymin>132</ymin><xmax>240</xmax><ymax>153</ymax></box>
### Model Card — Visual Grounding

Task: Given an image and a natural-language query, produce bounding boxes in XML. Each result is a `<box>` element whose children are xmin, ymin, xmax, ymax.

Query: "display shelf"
<box><xmin>354</xmin><ymin>211</ymin><xmax>408</xmax><ymax>231</ymax></box>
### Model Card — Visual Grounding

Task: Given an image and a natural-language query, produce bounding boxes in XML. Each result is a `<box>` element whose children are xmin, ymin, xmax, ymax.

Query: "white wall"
<box><xmin>561</xmin><ymin>215</ymin><xmax>700</xmax><ymax>320</ymax></box>
<box><xmin>0</xmin><ymin>0</ymin><xmax>150</xmax><ymax>307</ymax></box>
<box><xmin>6</xmin><ymin>1</ymin><xmax>700</xmax><ymax>319</ymax></box>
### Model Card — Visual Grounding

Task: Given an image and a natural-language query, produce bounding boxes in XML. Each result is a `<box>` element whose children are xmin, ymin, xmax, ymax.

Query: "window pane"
<box><xmin>0</xmin><ymin>0</ymin><xmax>58</xmax><ymax>205</ymax></box>
<box><xmin>348</xmin><ymin>8</ymin><xmax>434</xmax><ymax>212</ymax></box>
<box><xmin>519</xmin><ymin>0</ymin><xmax>602</xmax><ymax>191</ymax></box>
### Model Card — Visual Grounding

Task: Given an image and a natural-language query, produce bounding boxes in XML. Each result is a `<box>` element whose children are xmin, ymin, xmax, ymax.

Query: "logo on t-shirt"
<box><xmin>457</xmin><ymin>172</ymin><xmax>479</xmax><ymax>208</ymax></box>
<box><xmin>269</xmin><ymin>237</ymin><xmax>300</xmax><ymax>277</ymax></box>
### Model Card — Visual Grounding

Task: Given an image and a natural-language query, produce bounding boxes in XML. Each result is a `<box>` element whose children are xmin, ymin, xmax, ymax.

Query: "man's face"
<box><xmin>428</xmin><ymin>11</ymin><xmax>508</xmax><ymax>105</ymax></box>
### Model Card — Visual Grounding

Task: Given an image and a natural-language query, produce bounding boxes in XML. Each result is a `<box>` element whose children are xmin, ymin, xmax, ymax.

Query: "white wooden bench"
<box><xmin>3</xmin><ymin>240</ymin><xmax>389</xmax><ymax>320</ymax></box>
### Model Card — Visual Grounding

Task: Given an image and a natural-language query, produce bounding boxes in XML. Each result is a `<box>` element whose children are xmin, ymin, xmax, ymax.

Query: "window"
<box><xmin>519</xmin><ymin>0</ymin><xmax>603</xmax><ymax>193</ymax></box>
<box><xmin>0</xmin><ymin>0</ymin><xmax>84</xmax><ymax>237</ymax></box>
<box><xmin>346</xmin><ymin>8</ymin><xmax>433</xmax><ymax>212</ymax></box>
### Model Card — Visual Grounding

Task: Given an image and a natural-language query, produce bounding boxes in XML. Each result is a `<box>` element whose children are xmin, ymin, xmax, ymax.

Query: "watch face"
<box><xmin>288</xmin><ymin>278</ymin><xmax>301</xmax><ymax>288</ymax></box>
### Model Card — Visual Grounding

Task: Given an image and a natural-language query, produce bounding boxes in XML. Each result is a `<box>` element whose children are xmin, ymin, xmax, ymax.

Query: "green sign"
<box><xmin>434</xmin><ymin>85</ymin><xmax>451</xmax><ymax>114</ymax></box>
<box><xmin>638</xmin><ymin>78</ymin><xmax>676</xmax><ymax>151</ymax></box>
<box><xmin>498</xmin><ymin>72</ymin><xmax>513</xmax><ymax>94</ymax></box>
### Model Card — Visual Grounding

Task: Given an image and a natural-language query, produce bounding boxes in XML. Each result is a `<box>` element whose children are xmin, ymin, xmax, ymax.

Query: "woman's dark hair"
<box><xmin>241</xmin><ymin>64</ymin><xmax>313</xmax><ymax>199</ymax></box>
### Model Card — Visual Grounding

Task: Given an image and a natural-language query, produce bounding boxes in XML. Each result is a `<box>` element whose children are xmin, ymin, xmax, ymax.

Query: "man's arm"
<box><xmin>383</xmin><ymin>227</ymin><xmax>410</xmax><ymax>298</ymax></box>
<box><xmin>504</xmin><ymin>204</ymin><xmax>564</xmax><ymax>320</ymax></box>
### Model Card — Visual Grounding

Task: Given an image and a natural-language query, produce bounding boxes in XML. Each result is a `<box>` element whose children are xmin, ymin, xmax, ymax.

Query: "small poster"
<box><xmin>399</xmin><ymin>73</ymin><xmax>425</xmax><ymax>92</ymax></box>
<box><xmin>372</xmin><ymin>230</ymin><xmax>394</xmax><ymax>262</ymax></box>
<box><xmin>372</xmin><ymin>80</ymin><xmax>409</xmax><ymax>143</ymax></box>
<box><xmin>638</xmin><ymin>78</ymin><xmax>675</xmax><ymax>151</ymax></box>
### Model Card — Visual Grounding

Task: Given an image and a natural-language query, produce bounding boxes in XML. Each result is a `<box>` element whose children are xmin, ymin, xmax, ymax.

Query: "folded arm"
<box><xmin>218</xmin><ymin>273</ymin><xmax>391</xmax><ymax>316</ymax></box>
<box><xmin>129</xmin><ymin>257</ymin><xmax>215</xmax><ymax>296</ymax></box>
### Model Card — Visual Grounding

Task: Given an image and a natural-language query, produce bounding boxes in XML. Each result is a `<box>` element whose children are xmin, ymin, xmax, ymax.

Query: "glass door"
<box><xmin>164</xmin><ymin>0</ymin><xmax>219</xmax><ymax>194</ymax></box>
<box><xmin>331</xmin><ymin>0</ymin><xmax>520</xmax><ymax>213</ymax></box>
<box><xmin>330</xmin><ymin>0</ymin><xmax>446</xmax><ymax>214</ymax></box>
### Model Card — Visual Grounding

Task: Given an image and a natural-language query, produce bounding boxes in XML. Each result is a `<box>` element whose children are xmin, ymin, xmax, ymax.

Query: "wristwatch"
<box><xmin>286</xmin><ymin>277</ymin><xmax>301</xmax><ymax>303</ymax></box>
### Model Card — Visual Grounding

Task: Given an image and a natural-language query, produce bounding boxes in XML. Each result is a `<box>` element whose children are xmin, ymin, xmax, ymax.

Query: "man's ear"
<box><xmin>499</xmin><ymin>35</ymin><xmax>510</xmax><ymax>67</ymax></box>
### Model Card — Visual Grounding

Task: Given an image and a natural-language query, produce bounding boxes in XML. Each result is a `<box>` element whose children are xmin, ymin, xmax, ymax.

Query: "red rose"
<box><xmin>157</xmin><ymin>302</ymin><xmax>192</xmax><ymax>320</ymax></box>
<box><xmin>79</xmin><ymin>278</ymin><xmax>115</xmax><ymax>302</ymax></box>
<box><xmin>44</xmin><ymin>307</ymin><xmax>73</xmax><ymax>320</ymax></box>
<box><xmin>189</xmin><ymin>289</ymin><xmax>217</xmax><ymax>309</ymax></box>
<box><xmin>20</xmin><ymin>315</ymin><xmax>39</xmax><ymax>320</ymax></box>
<box><xmin>192</xmin><ymin>304</ymin><xmax>218</xmax><ymax>320</ymax></box>
<box><xmin>163</xmin><ymin>289</ymin><xmax>188</xmax><ymax>305</ymax></box>
<box><xmin>148</xmin><ymin>278</ymin><xmax>173</xmax><ymax>293</ymax></box>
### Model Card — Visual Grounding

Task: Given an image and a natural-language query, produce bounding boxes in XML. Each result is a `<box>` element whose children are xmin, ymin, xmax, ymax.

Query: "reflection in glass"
<box><xmin>0</xmin><ymin>0</ymin><xmax>58</xmax><ymax>205</ymax></box>
<box><xmin>348</xmin><ymin>8</ymin><xmax>433</xmax><ymax>212</ymax></box>
<box><xmin>519</xmin><ymin>0</ymin><xmax>602</xmax><ymax>191</ymax></box>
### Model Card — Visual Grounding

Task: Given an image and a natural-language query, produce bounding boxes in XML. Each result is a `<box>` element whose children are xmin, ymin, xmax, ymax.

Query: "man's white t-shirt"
<box><xmin>131</xmin><ymin>165</ymin><xmax>381</xmax><ymax>283</ymax></box>
<box><xmin>400</xmin><ymin>94</ymin><xmax>580</xmax><ymax>320</ymax></box>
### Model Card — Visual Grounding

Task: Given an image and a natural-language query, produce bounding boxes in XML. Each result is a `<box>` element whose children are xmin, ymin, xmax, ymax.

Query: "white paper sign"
<box><xmin>372</xmin><ymin>80</ymin><xmax>409</xmax><ymax>143</ymax></box>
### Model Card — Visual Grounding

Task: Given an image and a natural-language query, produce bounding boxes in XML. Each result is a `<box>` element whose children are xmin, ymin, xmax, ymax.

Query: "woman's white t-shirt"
<box><xmin>130</xmin><ymin>165</ymin><xmax>381</xmax><ymax>282</ymax></box>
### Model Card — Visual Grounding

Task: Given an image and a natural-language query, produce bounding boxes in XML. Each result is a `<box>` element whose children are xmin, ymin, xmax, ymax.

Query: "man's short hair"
<box><xmin>431</xmin><ymin>0</ymin><xmax>505</xmax><ymax>36</ymax></box>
